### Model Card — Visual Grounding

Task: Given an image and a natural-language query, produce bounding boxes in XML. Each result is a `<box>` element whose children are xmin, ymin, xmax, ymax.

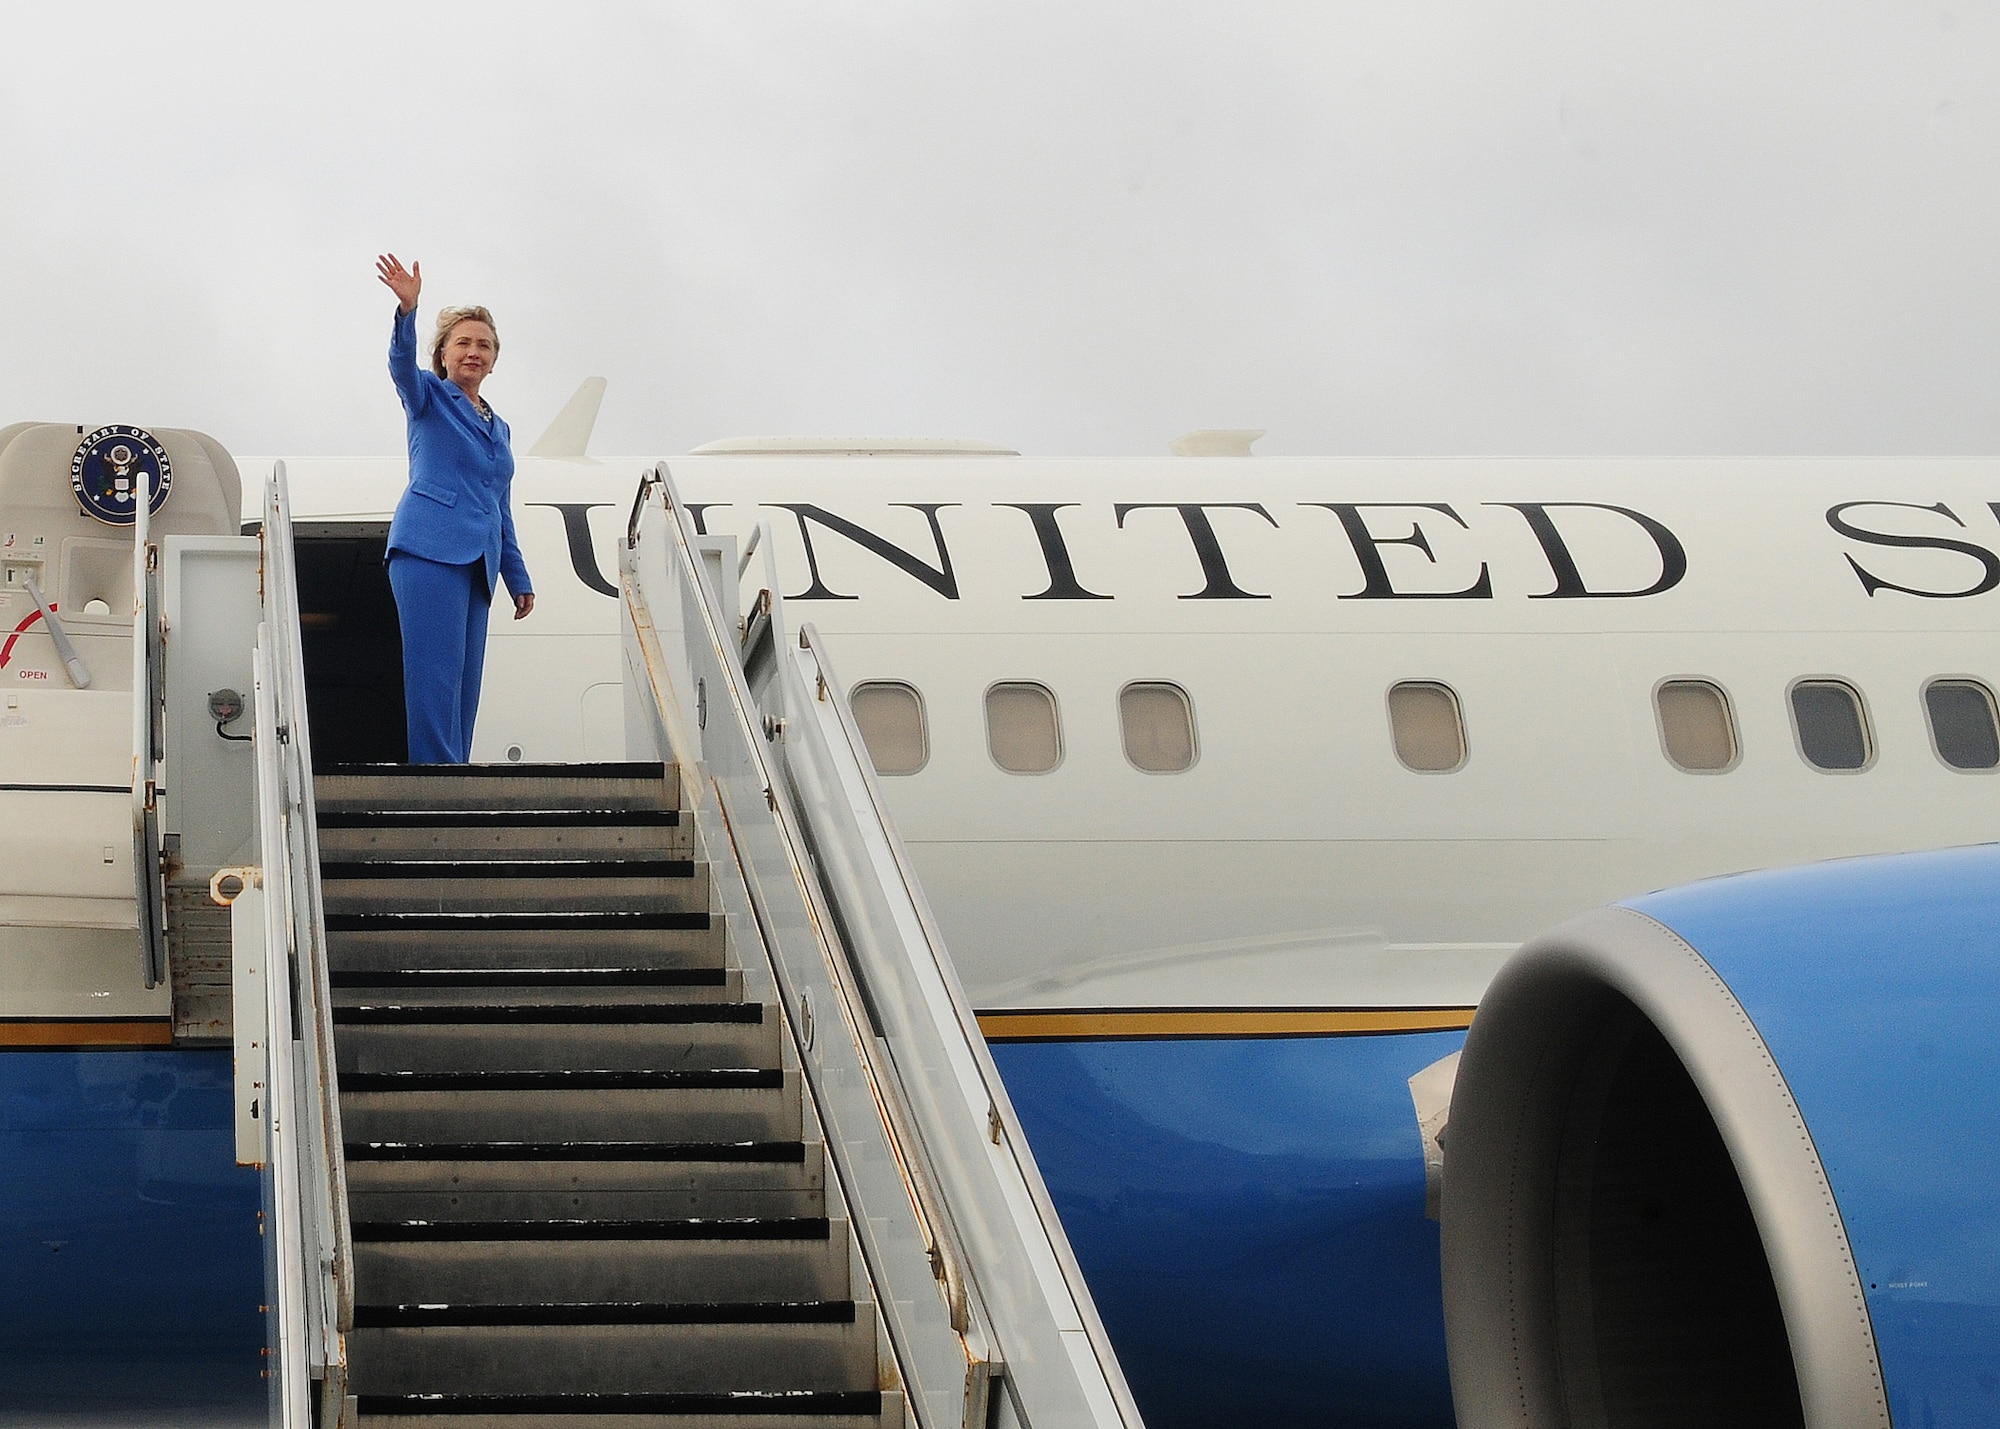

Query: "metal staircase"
<box><xmin>319</xmin><ymin>760</ymin><xmax>895</xmax><ymax>1424</ymax></box>
<box><xmin>227</xmin><ymin>458</ymin><xmax>1141</xmax><ymax>1429</ymax></box>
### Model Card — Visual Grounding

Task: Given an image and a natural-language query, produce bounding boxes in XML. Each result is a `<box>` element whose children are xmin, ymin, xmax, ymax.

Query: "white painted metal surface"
<box><xmin>622</xmin><ymin>467</ymin><xmax>1140</xmax><ymax>1428</ymax></box>
<box><xmin>227</xmin><ymin>871</ymin><xmax>269</xmax><ymax>1167</ymax></box>
<box><xmin>272</xmin><ymin>450</ymin><xmax>2000</xmax><ymax>1022</ymax></box>
<box><xmin>228</xmin><ymin>462</ymin><xmax>353</xmax><ymax>1427</ymax></box>
<box><xmin>251</xmin><ymin>638</ymin><xmax>311</xmax><ymax>1428</ymax></box>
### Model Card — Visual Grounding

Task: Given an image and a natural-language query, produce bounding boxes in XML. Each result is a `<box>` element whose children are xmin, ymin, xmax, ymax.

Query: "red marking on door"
<box><xmin>0</xmin><ymin>606</ymin><xmax>46</xmax><ymax>671</ymax></box>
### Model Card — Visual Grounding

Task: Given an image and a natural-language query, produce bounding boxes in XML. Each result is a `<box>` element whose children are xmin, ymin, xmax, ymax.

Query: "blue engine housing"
<box><xmin>1440</xmin><ymin>844</ymin><xmax>2000</xmax><ymax>1428</ymax></box>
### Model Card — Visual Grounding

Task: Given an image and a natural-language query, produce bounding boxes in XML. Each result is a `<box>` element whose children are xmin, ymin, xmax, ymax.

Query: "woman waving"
<box><xmin>375</xmin><ymin>253</ymin><xmax>534</xmax><ymax>763</ymax></box>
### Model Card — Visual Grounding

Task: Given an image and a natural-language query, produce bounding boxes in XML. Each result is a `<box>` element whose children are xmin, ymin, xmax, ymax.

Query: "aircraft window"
<box><xmin>1655</xmin><ymin>680</ymin><xmax>1738</xmax><ymax>772</ymax></box>
<box><xmin>1789</xmin><ymin>680</ymin><xmax>1872</xmax><ymax>772</ymax></box>
<box><xmin>849</xmin><ymin>682</ymin><xmax>928</xmax><ymax>775</ymax></box>
<box><xmin>1388</xmin><ymin>682</ymin><xmax>1466</xmax><ymax>772</ymax></box>
<box><xmin>986</xmin><ymin>682</ymin><xmax>1062</xmax><ymax>774</ymax></box>
<box><xmin>1119</xmin><ymin>682</ymin><xmax>1197</xmax><ymax>773</ymax></box>
<box><xmin>1924</xmin><ymin>679</ymin><xmax>2000</xmax><ymax>771</ymax></box>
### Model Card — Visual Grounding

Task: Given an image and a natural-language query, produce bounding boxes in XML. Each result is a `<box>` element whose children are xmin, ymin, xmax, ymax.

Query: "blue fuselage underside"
<box><xmin>991</xmin><ymin>1028</ymin><xmax>1465</xmax><ymax>1429</ymax></box>
<box><xmin>3</xmin><ymin>1035</ymin><xmax>1461</xmax><ymax>1428</ymax></box>
<box><xmin>0</xmin><ymin>1048</ymin><xmax>263</xmax><ymax>1421</ymax></box>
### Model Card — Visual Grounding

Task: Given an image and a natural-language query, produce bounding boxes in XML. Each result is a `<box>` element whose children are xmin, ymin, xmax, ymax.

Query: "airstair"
<box><xmin>218</xmin><ymin>462</ymin><xmax>1140</xmax><ymax>1429</ymax></box>
<box><xmin>320</xmin><ymin>760</ymin><xmax>884</xmax><ymax>1422</ymax></box>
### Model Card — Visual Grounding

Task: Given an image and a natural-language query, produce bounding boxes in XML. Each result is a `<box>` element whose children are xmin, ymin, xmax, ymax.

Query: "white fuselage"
<box><xmin>274</xmin><ymin>453</ymin><xmax>2000</xmax><ymax>1016</ymax></box>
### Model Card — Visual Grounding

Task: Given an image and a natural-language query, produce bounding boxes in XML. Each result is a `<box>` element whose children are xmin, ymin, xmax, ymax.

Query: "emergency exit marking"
<box><xmin>16</xmin><ymin>669</ymin><xmax>47</xmax><ymax>681</ymax></box>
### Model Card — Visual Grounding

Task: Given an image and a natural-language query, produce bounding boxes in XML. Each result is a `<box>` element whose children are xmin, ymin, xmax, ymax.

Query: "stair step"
<box><xmin>327</xmin><ymin>912</ymin><xmax>712</xmax><ymax>933</ymax></box>
<box><xmin>346</xmin><ymin>1309</ymin><xmax>878</xmax><ymax>1397</ymax></box>
<box><xmin>321</xmin><ymin>824</ymin><xmax>695</xmax><ymax>869</ymax></box>
<box><xmin>340</xmin><ymin>1070</ymin><xmax>781</xmax><ymax>1093</ymax></box>
<box><xmin>347</xmin><ymin>1141</ymin><xmax>805</xmax><ymax>1164</ymax></box>
<box><xmin>329</xmin><ymin>926</ymin><xmax>726</xmax><ymax>970</ymax></box>
<box><xmin>320</xmin><ymin>808</ymin><xmax>682</xmax><ymax>829</ymax></box>
<box><xmin>334</xmin><ymin>1003</ymin><xmax>761</xmax><ymax>1025</ymax></box>
<box><xmin>317</xmin><ymin>763</ymin><xmax>677</xmax><ymax>816</ymax></box>
<box><xmin>324</xmin><ymin>860</ymin><xmax>697</xmax><ymax>881</ymax></box>
<box><xmin>355</xmin><ymin>1302</ymin><xmax>854</xmax><ymax>1328</ymax></box>
<box><xmin>353</xmin><ymin>1218</ymin><xmax>831</xmax><ymax>1243</ymax></box>
<box><xmin>334</xmin><ymin>984</ymin><xmax>742</xmax><ymax>1010</ymax></box>
<box><xmin>354</xmin><ymin>1390</ymin><xmax>882</xmax><ymax>1418</ymax></box>
<box><xmin>323</xmin><ymin>877</ymin><xmax>708</xmax><ymax>917</ymax></box>
<box><xmin>353</xmin><ymin>1233</ymin><xmax>852</xmax><ymax>1305</ymax></box>
<box><xmin>331</xmin><ymin>968</ymin><xmax>728</xmax><ymax>989</ymax></box>
<box><xmin>322</xmin><ymin>762</ymin><xmax>669</xmax><ymax>780</ymax></box>
<box><xmin>346</xmin><ymin>1147</ymin><xmax>824</xmax><ymax>1222</ymax></box>
<box><xmin>340</xmin><ymin>1080</ymin><xmax>801</xmax><ymax>1143</ymax></box>
<box><xmin>335</xmin><ymin>1020</ymin><xmax>781</xmax><ymax>1074</ymax></box>
<box><xmin>356</xmin><ymin>1408</ymin><xmax>894</xmax><ymax>1428</ymax></box>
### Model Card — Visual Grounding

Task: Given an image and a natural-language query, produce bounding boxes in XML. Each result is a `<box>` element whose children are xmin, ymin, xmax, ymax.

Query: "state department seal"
<box><xmin>70</xmin><ymin>425</ymin><xmax>172</xmax><ymax>526</ymax></box>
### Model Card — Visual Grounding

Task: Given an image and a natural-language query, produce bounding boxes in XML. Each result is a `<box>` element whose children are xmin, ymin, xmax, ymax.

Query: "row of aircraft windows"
<box><xmin>1412</xmin><ymin>675</ymin><xmax>2000</xmax><ymax>773</ymax></box>
<box><xmin>850</xmin><ymin>675</ymin><xmax>2000</xmax><ymax>778</ymax></box>
<box><xmin>852</xmin><ymin>681</ymin><xmax>1197</xmax><ymax>776</ymax></box>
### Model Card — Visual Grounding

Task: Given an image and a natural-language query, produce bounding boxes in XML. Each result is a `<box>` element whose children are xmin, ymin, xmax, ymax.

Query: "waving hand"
<box><xmin>376</xmin><ymin>253</ymin><xmax>422</xmax><ymax>313</ymax></box>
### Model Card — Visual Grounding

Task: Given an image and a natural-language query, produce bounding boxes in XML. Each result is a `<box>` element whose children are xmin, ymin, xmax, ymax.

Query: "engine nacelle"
<box><xmin>1441</xmin><ymin>845</ymin><xmax>2000</xmax><ymax>1428</ymax></box>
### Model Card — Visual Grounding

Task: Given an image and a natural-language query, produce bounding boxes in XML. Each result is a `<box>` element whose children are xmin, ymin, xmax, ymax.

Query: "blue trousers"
<box><xmin>388</xmin><ymin>553</ymin><xmax>491</xmax><ymax>764</ymax></box>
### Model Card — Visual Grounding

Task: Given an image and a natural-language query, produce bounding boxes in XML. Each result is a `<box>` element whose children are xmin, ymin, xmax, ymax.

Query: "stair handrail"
<box><xmin>624</xmin><ymin>468</ymin><xmax>990</xmax><ymax>1425</ymax></box>
<box><xmin>625</xmin><ymin>464</ymin><xmax>1141</xmax><ymax>1428</ymax></box>
<box><xmin>257</xmin><ymin>461</ymin><xmax>353</xmax><ymax>1417</ymax></box>
<box><xmin>776</xmin><ymin>617</ymin><xmax>1145</xmax><ymax>1429</ymax></box>
<box><xmin>735</xmin><ymin>506</ymin><xmax>1143</xmax><ymax>1429</ymax></box>
<box><xmin>131</xmin><ymin>460</ymin><xmax>167</xmax><ymax>987</ymax></box>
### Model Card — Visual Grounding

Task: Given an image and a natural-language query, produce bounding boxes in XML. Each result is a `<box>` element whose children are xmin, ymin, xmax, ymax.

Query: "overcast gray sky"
<box><xmin>4</xmin><ymin>2</ymin><xmax>1997</xmax><ymax>458</ymax></box>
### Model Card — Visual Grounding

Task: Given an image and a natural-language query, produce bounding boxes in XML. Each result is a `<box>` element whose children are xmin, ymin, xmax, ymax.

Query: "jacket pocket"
<box><xmin>410</xmin><ymin>478</ymin><xmax>458</xmax><ymax>508</ymax></box>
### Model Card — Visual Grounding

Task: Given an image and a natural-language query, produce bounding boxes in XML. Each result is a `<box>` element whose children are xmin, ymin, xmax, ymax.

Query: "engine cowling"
<box><xmin>1440</xmin><ymin>844</ymin><xmax>2000</xmax><ymax>1428</ymax></box>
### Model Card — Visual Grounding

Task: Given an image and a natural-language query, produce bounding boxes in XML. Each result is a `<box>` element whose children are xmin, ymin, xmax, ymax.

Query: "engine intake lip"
<box><xmin>1439</xmin><ymin>904</ymin><xmax>1890</xmax><ymax>1429</ymax></box>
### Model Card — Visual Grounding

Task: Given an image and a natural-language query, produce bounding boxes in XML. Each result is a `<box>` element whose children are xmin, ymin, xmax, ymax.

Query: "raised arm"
<box><xmin>376</xmin><ymin>253</ymin><xmax>430</xmax><ymax>417</ymax></box>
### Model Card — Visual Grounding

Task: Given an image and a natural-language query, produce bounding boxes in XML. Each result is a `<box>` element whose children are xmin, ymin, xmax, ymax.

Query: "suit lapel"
<box><xmin>439</xmin><ymin>379</ymin><xmax>504</xmax><ymax>446</ymax></box>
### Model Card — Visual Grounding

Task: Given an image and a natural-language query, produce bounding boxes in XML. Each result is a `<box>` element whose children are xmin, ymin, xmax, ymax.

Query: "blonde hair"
<box><xmin>430</xmin><ymin>306</ymin><xmax>500</xmax><ymax>378</ymax></box>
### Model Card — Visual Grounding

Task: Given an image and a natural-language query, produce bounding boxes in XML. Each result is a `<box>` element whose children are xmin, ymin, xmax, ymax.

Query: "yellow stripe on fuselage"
<box><xmin>0</xmin><ymin>1020</ymin><xmax>174</xmax><ymax>1048</ymax></box>
<box><xmin>975</xmin><ymin>1007</ymin><xmax>1475</xmax><ymax>1042</ymax></box>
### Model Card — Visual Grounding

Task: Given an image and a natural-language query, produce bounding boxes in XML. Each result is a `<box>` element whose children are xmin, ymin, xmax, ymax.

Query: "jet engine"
<box><xmin>1439</xmin><ymin>844</ymin><xmax>2000</xmax><ymax>1428</ymax></box>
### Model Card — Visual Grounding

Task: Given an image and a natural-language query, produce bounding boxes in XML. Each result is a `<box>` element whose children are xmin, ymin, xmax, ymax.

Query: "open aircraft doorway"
<box><xmin>287</xmin><ymin>521</ymin><xmax>405</xmax><ymax>766</ymax></box>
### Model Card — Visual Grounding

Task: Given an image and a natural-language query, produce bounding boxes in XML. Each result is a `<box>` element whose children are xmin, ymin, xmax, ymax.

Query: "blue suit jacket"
<box><xmin>385</xmin><ymin>308</ymin><xmax>533</xmax><ymax>597</ymax></box>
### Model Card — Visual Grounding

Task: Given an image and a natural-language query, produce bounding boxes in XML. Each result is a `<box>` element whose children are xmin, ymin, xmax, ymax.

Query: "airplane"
<box><xmin>6</xmin><ymin>392</ymin><xmax>2000</xmax><ymax>1426</ymax></box>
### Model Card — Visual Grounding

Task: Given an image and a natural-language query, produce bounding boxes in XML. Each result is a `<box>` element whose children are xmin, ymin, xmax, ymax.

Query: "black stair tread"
<box><xmin>354</xmin><ymin>1390</ymin><xmax>881</xmax><ymax>1416</ymax></box>
<box><xmin>320</xmin><ymin>761</ymin><xmax>668</xmax><ymax>780</ymax></box>
<box><xmin>354</xmin><ymin>1301</ymin><xmax>855</xmax><ymax>1328</ymax></box>
<box><xmin>334</xmin><ymin>1003</ymin><xmax>762</xmax><ymax>1026</ymax></box>
<box><xmin>330</xmin><ymin>968</ymin><xmax>728</xmax><ymax>989</ymax></box>
<box><xmin>346</xmin><ymin>1140</ymin><xmax>807</xmax><ymax>1163</ymax></box>
<box><xmin>319</xmin><ymin>808</ymin><xmax>682</xmax><ymax>828</ymax></box>
<box><xmin>322</xmin><ymin>859</ymin><xmax>697</xmax><ymax>880</ymax></box>
<box><xmin>340</xmin><ymin>1069</ymin><xmax>782</xmax><ymax>1092</ymax></box>
<box><xmin>326</xmin><ymin>912</ymin><xmax>712</xmax><ymax>932</ymax></box>
<box><xmin>352</xmin><ymin>1217</ymin><xmax>831</xmax><ymax>1242</ymax></box>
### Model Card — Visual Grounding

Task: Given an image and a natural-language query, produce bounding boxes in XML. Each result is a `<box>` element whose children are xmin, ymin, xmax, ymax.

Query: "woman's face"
<box><xmin>441</xmin><ymin>320</ymin><xmax>498</xmax><ymax>387</ymax></box>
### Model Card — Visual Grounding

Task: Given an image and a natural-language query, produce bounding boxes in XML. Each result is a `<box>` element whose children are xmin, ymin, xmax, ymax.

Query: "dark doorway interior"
<box><xmin>290</xmin><ymin>522</ymin><xmax>406</xmax><ymax>767</ymax></box>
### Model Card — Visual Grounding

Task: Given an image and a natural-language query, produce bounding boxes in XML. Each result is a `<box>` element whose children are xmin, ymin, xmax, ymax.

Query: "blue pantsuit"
<box><xmin>388</xmin><ymin>553</ymin><xmax>492</xmax><ymax>764</ymax></box>
<box><xmin>384</xmin><ymin>308</ymin><xmax>532</xmax><ymax>763</ymax></box>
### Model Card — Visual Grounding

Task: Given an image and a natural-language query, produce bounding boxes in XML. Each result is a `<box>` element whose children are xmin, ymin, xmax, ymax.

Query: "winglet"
<box><xmin>528</xmin><ymin>377</ymin><xmax>608</xmax><ymax>459</ymax></box>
